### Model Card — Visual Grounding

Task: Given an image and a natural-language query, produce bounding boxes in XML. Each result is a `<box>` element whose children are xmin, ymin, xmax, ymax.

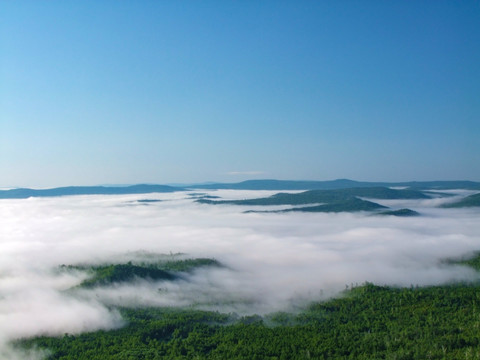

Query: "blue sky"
<box><xmin>1</xmin><ymin>1</ymin><xmax>479</xmax><ymax>187</ymax></box>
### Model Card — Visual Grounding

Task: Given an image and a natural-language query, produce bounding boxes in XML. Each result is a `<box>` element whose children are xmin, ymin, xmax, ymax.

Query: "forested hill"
<box><xmin>2</xmin><ymin>180</ymin><xmax>479</xmax><ymax>199</ymax></box>
<box><xmin>196</xmin><ymin>187</ymin><xmax>430</xmax><ymax>214</ymax></box>
<box><xmin>65</xmin><ymin>258</ymin><xmax>222</xmax><ymax>288</ymax></box>
<box><xmin>441</xmin><ymin>192</ymin><xmax>480</xmax><ymax>208</ymax></box>
<box><xmin>19</xmin><ymin>253</ymin><xmax>480</xmax><ymax>360</ymax></box>
<box><xmin>0</xmin><ymin>184</ymin><xmax>182</xmax><ymax>199</ymax></box>
<box><xmin>191</xmin><ymin>179</ymin><xmax>480</xmax><ymax>191</ymax></box>
<box><xmin>197</xmin><ymin>187</ymin><xmax>429</xmax><ymax>206</ymax></box>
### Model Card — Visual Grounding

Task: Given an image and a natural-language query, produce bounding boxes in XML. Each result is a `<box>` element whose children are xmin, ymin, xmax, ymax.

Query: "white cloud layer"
<box><xmin>1</xmin><ymin>190</ymin><xmax>480</xmax><ymax>358</ymax></box>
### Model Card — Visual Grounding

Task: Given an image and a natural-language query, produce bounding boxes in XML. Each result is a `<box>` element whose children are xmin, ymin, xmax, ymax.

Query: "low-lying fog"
<box><xmin>1</xmin><ymin>190</ymin><xmax>479</xmax><ymax>359</ymax></box>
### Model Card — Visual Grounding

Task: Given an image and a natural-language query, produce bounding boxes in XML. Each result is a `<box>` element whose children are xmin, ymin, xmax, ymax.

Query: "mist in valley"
<box><xmin>1</xmin><ymin>190</ymin><xmax>480</xmax><ymax>359</ymax></box>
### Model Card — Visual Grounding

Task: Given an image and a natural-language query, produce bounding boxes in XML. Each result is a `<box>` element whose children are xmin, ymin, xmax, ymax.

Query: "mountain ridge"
<box><xmin>1</xmin><ymin>179</ymin><xmax>479</xmax><ymax>199</ymax></box>
<box><xmin>192</xmin><ymin>179</ymin><xmax>480</xmax><ymax>190</ymax></box>
<box><xmin>0</xmin><ymin>184</ymin><xmax>182</xmax><ymax>199</ymax></box>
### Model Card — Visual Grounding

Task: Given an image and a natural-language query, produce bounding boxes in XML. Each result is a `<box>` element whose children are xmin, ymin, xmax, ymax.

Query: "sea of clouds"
<box><xmin>1</xmin><ymin>189</ymin><xmax>479</xmax><ymax>359</ymax></box>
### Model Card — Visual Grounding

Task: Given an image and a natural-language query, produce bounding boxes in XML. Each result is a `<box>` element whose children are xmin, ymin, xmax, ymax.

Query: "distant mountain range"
<box><xmin>0</xmin><ymin>184</ymin><xmax>181</xmax><ymax>199</ymax></box>
<box><xmin>0</xmin><ymin>179</ymin><xmax>479</xmax><ymax>199</ymax></box>
<box><xmin>191</xmin><ymin>179</ymin><xmax>480</xmax><ymax>191</ymax></box>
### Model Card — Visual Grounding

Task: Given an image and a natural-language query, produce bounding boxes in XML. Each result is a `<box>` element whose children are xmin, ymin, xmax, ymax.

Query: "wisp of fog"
<box><xmin>1</xmin><ymin>190</ymin><xmax>479</xmax><ymax>359</ymax></box>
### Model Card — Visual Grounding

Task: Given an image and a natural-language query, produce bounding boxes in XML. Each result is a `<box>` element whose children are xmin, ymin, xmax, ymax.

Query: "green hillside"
<box><xmin>441</xmin><ymin>193</ymin><xmax>480</xmax><ymax>208</ymax></box>
<box><xmin>457</xmin><ymin>252</ymin><xmax>480</xmax><ymax>271</ymax></box>
<box><xmin>377</xmin><ymin>208</ymin><xmax>420</xmax><ymax>217</ymax></box>
<box><xmin>197</xmin><ymin>187</ymin><xmax>430</xmax><ymax>213</ymax></box>
<box><xmin>19</xmin><ymin>252</ymin><xmax>480</xmax><ymax>359</ymax></box>
<box><xmin>279</xmin><ymin>198</ymin><xmax>387</xmax><ymax>213</ymax></box>
<box><xmin>197</xmin><ymin>187</ymin><xmax>428</xmax><ymax>207</ymax></box>
<box><xmin>65</xmin><ymin>258</ymin><xmax>221</xmax><ymax>288</ymax></box>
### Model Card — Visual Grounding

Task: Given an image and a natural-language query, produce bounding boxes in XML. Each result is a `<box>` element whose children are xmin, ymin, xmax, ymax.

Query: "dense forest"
<box><xmin>16</xmin><ymin>254</ymin><xmax>480</xmax><ymax>359</ymax></box>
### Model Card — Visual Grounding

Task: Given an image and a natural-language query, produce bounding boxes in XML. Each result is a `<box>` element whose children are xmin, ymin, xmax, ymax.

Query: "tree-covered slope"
<box><xmin>197</xmin><ymin>187</ymin><xmax>429</xmax><ymax>213</ymax></box>
<box><xmin>377</xmin><ymin>208</ymin><xmax>420</xmax><ymax>217</ymax></box>
<box><xmin>441</xmin><ymin>193</ymin><xmax>480</xmax><ymax>208</ymax></box>
<box><xmin>65</xmin><ymin>258</ymin><xmax>221</xmax><ymax>288</ymax></box>
<box><xmin>278</xmin><ymin>198</ymin><xmax>387</xmax><ymax>213</ymax></box>
<box><xmin>19</xmin><ymin>280</ymin><xmax>480</xmax><ymax>359</ymax></box>
<box><xmin>197</xmin><ymin>187</ymin><xmax>428</xmax><ymax>207</ymax></box>
<box><xmin>17</xmin><ymin>253</ymin><xmax>480</xmax><ymax>359</ymax></box>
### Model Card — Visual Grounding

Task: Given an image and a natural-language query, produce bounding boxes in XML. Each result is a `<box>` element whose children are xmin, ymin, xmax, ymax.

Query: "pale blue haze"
<box><xmin>1</xmin><ymin>1</ymin><xmax>479</xmax><ymax>187</ymax></box>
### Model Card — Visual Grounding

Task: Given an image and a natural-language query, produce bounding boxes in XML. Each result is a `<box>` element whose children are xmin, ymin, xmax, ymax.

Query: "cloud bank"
<box><xmin>1</xmin><ymin>190</ymin><xmax>480</xmax><ymax>358</ymax></box>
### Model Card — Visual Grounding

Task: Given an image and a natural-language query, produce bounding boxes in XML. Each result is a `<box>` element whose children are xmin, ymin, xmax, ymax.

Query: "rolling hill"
<box><xmin>197</xmin><ymin>187</ymin><xmax>429</xmax><ymax>214</ymax></box>
<box><xmin>197</xmin><ymin>187</ymin><xmax>428</xmax><ymax>206</ymax></box>
<box><xmin>0</xmin><ymin>184</ymin><xmax>182</xmax><ymax>199</ymax></box>
<box><xmin>190</xmin><ymin>179</ymin><xmax>480</xmax><ymax>191</ymax></box>
<box><xmin>441</xmin><ymin>193</ymin><xmax>480</xmax><ymax>208</ymax></box>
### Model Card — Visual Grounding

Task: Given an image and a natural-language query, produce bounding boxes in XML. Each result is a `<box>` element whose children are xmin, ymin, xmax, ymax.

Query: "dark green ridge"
<box><xmin>197</xmin><ymin>187</ymin><xmax>428</xmax><ymax>207</ymax></box>
<box><xmin>279</xmin><ymin>198</ymin><xmax>387</xmax><ymax>213</ymax></box>
<box><xmin>19</xmin><ymin>253</ymin><xmax>480</xmax><ymax>360</ymax></box>
<box><xmin>193</xmin><ymin>195</ymin><xmax>221</xmax><ymax>199</ymax></box>
<box><xmin>0</xmin><ymin>184</ymin><xmax>182</xmax><ymax>199</ymax></box>
<box><xmin>377</xmin><ymin>208</ymin><xmax>420</xmax><ymax>217</ymax></box>
<box><xmin>441</xmin><ymin>193</ymin><xmax>480</xmax><ymax>208</ymax></box>
<box><xmin>63</xmin><ymin>258</ymin><xmax>222</xmax><ymax>288</ymax></box>
<box><xmin>78</xmin><ymin>264</ymin><xmax>176</xmax><ymax>288</ymax></box>
<box><xmin>2</xmin><ymin>180</ymin><xmax>478</xmax><ymax>199</ymax></box>
<box><xmin>457</xmin><ymin>251</ymin><xmax>480</xmax><ymax>271</ymax></box>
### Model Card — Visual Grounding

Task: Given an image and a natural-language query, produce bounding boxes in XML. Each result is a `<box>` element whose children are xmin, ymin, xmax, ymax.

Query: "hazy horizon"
<box><xmin>2</xmin><ymin>177</ymin><xmax>480</xmax><ymax>191</ymax></box>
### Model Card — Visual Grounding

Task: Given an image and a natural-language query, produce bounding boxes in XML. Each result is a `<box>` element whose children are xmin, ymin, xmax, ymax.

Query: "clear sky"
<box><xmin>1</xmin><ymin>1</ymin><xmax>479</xmax><ymax>187</ymax></box>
